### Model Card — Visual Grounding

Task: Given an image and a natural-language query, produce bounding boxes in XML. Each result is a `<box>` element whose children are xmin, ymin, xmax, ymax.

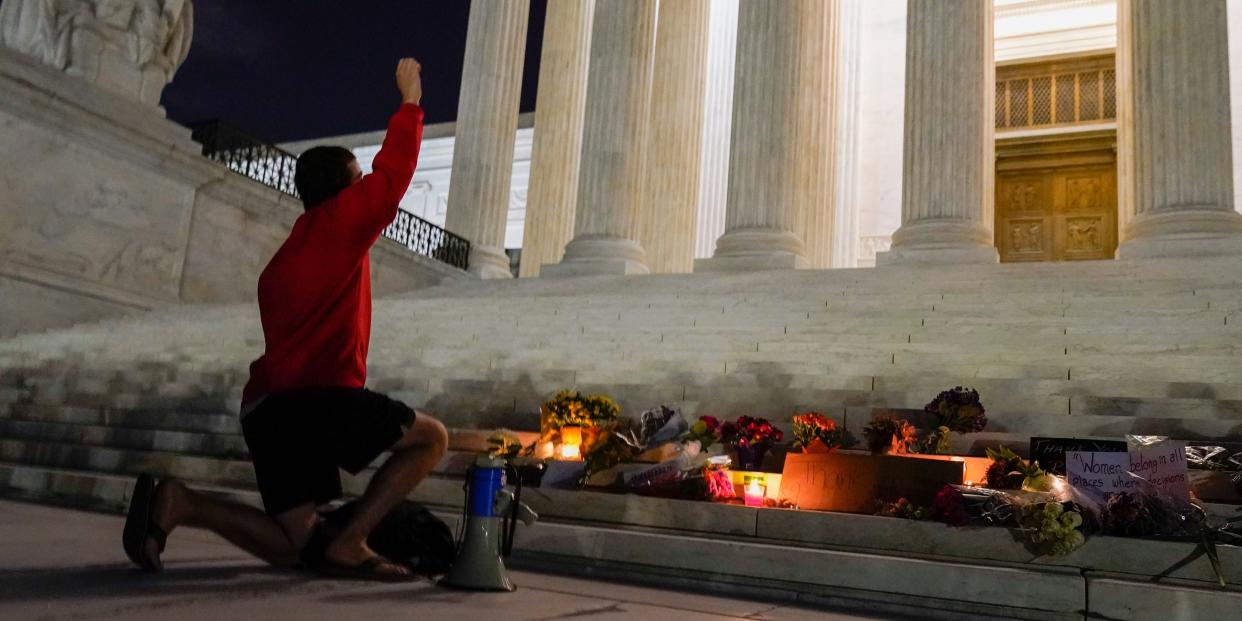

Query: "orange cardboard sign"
<box><xmin>779</xmin><ymin>451</ymin><xmax>965</xmax><ymax>513</ymax></box>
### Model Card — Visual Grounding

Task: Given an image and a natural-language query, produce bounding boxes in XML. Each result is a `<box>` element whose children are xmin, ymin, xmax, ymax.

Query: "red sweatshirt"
<box><xmin>241</xmin><ymin>103</ymin><xmax>424</xmax><ymax>409</ymax></box>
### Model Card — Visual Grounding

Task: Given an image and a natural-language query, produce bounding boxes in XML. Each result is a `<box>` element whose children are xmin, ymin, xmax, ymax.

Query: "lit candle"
<box><xmin>744</xmin><ymin>480</ymin><xmax>766</xmax><ymax>507</ymax></box>
<box><xmin>558</xmin><ymin>425</ymin><xmax>583</xmax><ymax>460</ymax></box>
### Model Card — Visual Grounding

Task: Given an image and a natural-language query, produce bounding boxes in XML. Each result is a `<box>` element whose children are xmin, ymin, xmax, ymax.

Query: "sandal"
<box><xmin>122</xmin><ymin>474</ymin><xmax>168</xmax><ymax>572</ymax></box>
<box><xmin>313</xmin><ymin>555</ymin><xmax>417</xmax><ymax>583</ymax></box>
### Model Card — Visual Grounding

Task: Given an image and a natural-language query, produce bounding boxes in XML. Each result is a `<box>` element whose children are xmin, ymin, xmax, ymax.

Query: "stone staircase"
<box><xmin>2</xmin><ymin>255</ymin><xmax>1242</xmax><ymax>619</ymax></box>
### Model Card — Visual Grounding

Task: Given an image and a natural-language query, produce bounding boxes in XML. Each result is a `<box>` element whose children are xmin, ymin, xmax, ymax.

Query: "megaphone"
<box><xmin>439</xmin><ymin>454</ymin><xmax>537</xmax><ymax>591</ymax></box>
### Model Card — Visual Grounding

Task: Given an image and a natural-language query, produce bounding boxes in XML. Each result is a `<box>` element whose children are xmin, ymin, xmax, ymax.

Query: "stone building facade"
<box><xmin>319</xmin><ymin>0</ymin><xmax>1242</xmax><ymax>273</ymax></box>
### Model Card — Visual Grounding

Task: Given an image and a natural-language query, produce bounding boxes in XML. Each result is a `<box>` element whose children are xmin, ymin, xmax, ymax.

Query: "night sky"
<box><xmin>160</xmin><ymin>1</ymin><xmax>547</xmax><ymax>144</ymax></box>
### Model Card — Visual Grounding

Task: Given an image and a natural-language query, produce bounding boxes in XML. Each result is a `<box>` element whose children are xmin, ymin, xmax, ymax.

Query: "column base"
<box><xmin>540</xmin><ymin>236</ymin><xmax>650</xmax><ymax>278</ymax></box>
<box><xmin>1117</xmin><ymin>208</ymin><xmax>1242</xmax><ymax>259</ymax></box>
<box><xmin>875</xmin><ymin>245</ymin><xmax>999</xmax><ymax>266</ymax></box>
<box><xmin>693</xmin><ymin>228</ymin><xmax>808</xmax><ymax>272</ymax></box>
<box><xmin>694</xmin><ymin>253</ymin><xmax>807</xmax><ymax>272</ymax></box>
<box><xmin>876</xmin><ymin>219</ymin><xmax>998</xmax><ymax>266</ymax></box>
<box><xmin>467</xmin><ymin>245</ymin><xmax>514</xmax><ymax>280</ymax></box>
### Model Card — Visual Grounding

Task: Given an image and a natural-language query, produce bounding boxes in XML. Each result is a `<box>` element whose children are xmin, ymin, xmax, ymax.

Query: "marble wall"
<box><xmin>0</xmin><ymin>46</ymin><xmax>467</xmax><ymax>337</ymax></box>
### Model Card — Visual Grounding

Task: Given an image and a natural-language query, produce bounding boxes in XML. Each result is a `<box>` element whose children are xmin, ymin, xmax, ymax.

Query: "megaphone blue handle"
<box><xmin>468</xmin><ymin>467</ymin><xmax>504</xmax><ymax>517</ymax></box>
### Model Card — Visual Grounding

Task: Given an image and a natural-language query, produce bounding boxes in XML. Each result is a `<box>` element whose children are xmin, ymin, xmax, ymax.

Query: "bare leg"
<box><xmin>323</xmin><ymin>413</ymin><xmax>448</xmax><ymax>572</ymax></box>
<box><xmin>147</xmin><ymin>480</ymin><xmax>316</xmax><ymax>568</ymax></box>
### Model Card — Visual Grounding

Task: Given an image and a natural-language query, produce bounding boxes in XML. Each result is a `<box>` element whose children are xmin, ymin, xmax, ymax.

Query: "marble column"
<box><xmin>830</xmin><ymin>0</ymin><xmax>863</xmax><ymax>269</ymax></box>
<box><xmin>520</xmin><ymin>0</ymin><xmax>594</xmax><ymax>278</ymax></box>
<box><xmin>693</xmin><ymin>0</ymin><xmax>740</xmax><ymax>261</ymax></box>
<box><xmin>796</xmin><ymin>1</ymin><xmax>841</xmax><ymax>270</ymax></box>
<box><xmin>543</xmin><ymin>0</ymin><xmax>657</xmax><ymax>277</ymax></box>
<box><xmin>1116</xmin><ymin>0</ymin><xmax>1242</xmax><ymax>258</ymax></box>
<box><xmin>875</xmin><ymin>0</ymin><xmax>998</xmax><ymax>266</ymax></box>
<box><xmin>636</xmin><ymin>0</ymin><xmax>711</xmax><ymax>274</ymax></box>
<box><xmin>444</xmin><ymin>0</ymin><xmax>530</xmax><ymax>279</ymax></box>
<box><xmin>695</xmin><ymin>0</ymin><xmax>836</xmax><ymax>272</ymax></box>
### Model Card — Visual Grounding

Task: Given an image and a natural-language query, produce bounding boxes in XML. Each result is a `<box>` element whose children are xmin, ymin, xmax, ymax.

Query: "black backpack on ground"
<box><xmin>302</xmin><ymin>499</ymin><xmax>456</xmax><ymax>576</ymax></box>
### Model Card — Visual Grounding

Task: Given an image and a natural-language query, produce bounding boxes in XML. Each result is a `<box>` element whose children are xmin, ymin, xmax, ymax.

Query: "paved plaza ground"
<box><xmin>0</xmin><ymin>500</ymin><xmax>891</xmax><ymax>621</ymax></box>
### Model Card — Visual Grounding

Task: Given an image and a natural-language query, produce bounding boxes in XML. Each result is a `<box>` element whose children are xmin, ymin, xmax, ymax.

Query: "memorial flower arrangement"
<box><xmin>580</xmin><ymin>418</ymin><xmax>642</xmax><ymax>482</ymax></box>
<box><xmin>721</xmin><ymin>416</ymin><xmax>783</xmax><ymax>470</ymax></box>
<box><xmin>876</xmin><ymin>487</ymin><xmax>968</xmax><ymax>527</ymax></box>
<box><xmin>704</xmin><ymin>460</ymin><xmax>735</xmax><ymax>501</ymax></box>
<box><xmin>985</xmin><ymin>446</ymin><xmax>1053</xmax><ymax>491</ymax></box>
<box><xmin>541</xmin><ymin>390</ymin><xmax>621</xmax><ymax>430</ymax></box>
<box><xmin>791</xmin><ymin>412</ymin><xmax>844</xmax><ymax>453</ymax></box>
<box><xmin>639</xmin><ymin>405</ymin><xmax>682</xmax><ymax>443</ymax></box>
<box><xmin>1102</xmin><ymin>491</ymin><xmax>1165</xmax><ymax>537</ymax></box>
<box><xmin>862</xmin><ymin>415</ymin><xmax>918</xmax><ymax>454</ymax></box>
<box><xmin>932</xmin><ymin>485</ymin><xmax>971</xmax><ymax>527</ymax></box>
<box><xmin>680</xmin><ymin>415</ymin><xmax>723</xmax><ymax>451</ymax></box>
<box><xmin>1019</xmin><ymin>502</ymin><xmax>1086</xmax><ymax>557</ymax></box>
<box><xmin>919</xmin><ymin>386</ymin><xmax>988</xmax><ymax>454</ymax></box>
<box><xmin>878</xmin><ymin>498</ymin><xmax>930</xmax><ymax>521</ymax></box>
<box><xmin>721</xmin><ymin>416</ymin><xmax>783</xmax><ymax>449</ymax></box>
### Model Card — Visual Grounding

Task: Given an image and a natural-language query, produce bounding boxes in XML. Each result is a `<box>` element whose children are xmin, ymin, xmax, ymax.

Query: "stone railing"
<box><xmin>187</xmin><ymin>120</ymin><xmax>470</xmax><ymax>271</ymax></box>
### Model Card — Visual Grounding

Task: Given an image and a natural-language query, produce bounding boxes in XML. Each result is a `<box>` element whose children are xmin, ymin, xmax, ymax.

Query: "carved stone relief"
<box><xmin>0</xmin><ymin>115</ymin><xmax>192</xmax><ymax>300</ymax></box>
<box><xmin>0</xmin><ymin>0</ymin><xmax>194</xmax><ymax>106</ymax></box>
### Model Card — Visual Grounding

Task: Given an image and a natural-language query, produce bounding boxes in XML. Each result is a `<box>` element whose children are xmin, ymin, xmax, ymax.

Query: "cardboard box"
<box><xmin>779</xmin><ymin>450</ymin><xmax>965</xmax><ymax>513</ymax></box>
<box><xmin>898</xmin><ymin>453</ymin><xmax>992</xmax><ymax>486</ymax></box>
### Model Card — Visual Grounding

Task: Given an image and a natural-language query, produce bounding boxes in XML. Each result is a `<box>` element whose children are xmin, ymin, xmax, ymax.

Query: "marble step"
<box><xmin>0</xmin><ymin>438</ymin><xmax>258</xmax><ymax>489</ymax></box>
<box><xmin>6</xmin><ymin>363</ymin><xmax>1240</xmax><ymax>437</ymax></box>
<box><xmin>4</xmin><ymin>460</ymin><xmax>1242</xmax><ymax>621</ymax></box>
<box><xmin>0</xmin><ymin>418</ymin><xmax>246</xmax><ymax>458</ymax></box>
<box><xmin>5</xmin><ymin>456</ymin><xmax>1241</xmax><ymax>590</ymax></box>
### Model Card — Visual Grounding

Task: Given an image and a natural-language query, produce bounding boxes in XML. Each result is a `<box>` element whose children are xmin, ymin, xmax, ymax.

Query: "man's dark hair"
<box><xmin>295</xmin><ymin>146</ymin><xmax>357</xmax><ymax>210</ymax></box>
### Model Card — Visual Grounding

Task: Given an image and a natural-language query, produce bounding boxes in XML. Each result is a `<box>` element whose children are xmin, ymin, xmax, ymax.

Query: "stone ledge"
<box><xmin>7</xmin><ymin>461</ymin><xmax>1242</xmax><ymax>619</ymax></box>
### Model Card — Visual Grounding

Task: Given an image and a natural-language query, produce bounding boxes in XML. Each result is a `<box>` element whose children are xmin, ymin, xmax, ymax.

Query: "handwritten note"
<box><xmin>1128</xmin><ymin>440</ymin><xmax>1190</xmax><ymax>505</ymax></box>
<box><xmin>1066</xmin><ymin>440</ymin><xmax>1190</xmax><ymax>505</ymax></box>
<box><xmin>1066</xmin><ymin>451</ymin><xmax>1135</xmax><ymax>495</ymax></box>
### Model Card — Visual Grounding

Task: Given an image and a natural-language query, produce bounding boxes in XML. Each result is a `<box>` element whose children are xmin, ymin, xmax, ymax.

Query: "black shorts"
<box><xmin>240</xmin><ymin>387</ymin><xmax>416</xmax><ymax>516</ymax></box>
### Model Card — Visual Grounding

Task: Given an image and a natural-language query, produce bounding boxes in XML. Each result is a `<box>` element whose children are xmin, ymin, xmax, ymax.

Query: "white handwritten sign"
<box><xmin>1066</xmin><ymin>451</ymin><xmax>1136</xmax><ymax>496</ymax></box>
<box><xmin>1066</xmin><ymin>441</ymin><xmax>1191</xmax><ymax>505</ymax></box>
<box><xmin>1128</xmin><ymin>440</ymin><xmax>1190</xmax><ymax>505</ymax></box>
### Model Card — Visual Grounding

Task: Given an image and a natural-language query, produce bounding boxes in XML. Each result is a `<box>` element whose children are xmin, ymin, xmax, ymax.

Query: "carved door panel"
<box><xmin>1054</xmin><ymin>166</ymin><xmax>1115</xmax><ymax>261</ymax></box>
<box><xmin>996</xmin><ymin>162</ymin><xmax>1116</xmax><ymax>262</ymax></box>
<box><xmin>997</xmin><ymin>173</ymin><xmax>1055</xmax><ymax>262</ymax></box>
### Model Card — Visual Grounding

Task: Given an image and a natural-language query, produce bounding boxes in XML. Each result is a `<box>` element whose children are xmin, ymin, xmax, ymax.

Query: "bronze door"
<box><xmin>996</xmin><ymin>163</ymin><xmax>1116</xmax><ymax>262</ymax></box>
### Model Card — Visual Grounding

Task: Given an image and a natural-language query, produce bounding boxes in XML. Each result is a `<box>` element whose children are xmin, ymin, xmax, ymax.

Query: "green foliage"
<box><xmin>985</xmin><ymin>445</ymin><xmax>1050</xmax><ymax>491</ymax></box>
<box><xmin>486</xmin><ymin>430</ymin><xmax>522</xmax><ymax>460</ymax></box>
<box><xmin>580</xmin><ymin>419</ymin><xmax>641</xmax><ymax>484</ymax></box>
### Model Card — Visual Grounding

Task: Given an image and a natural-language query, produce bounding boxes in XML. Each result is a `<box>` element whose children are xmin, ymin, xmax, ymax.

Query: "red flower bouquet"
<box><xmin>791</xmin><ymin>412</ymin><xmax>844</xmax><ymax>454</ymax></box>
<box><xmin>720</xmin><ymin>416</ymin><xmax>783</xmax><ymax>470</ymax></box>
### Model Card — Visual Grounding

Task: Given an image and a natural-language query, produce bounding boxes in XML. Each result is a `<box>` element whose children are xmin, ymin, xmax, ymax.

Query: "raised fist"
<box><xmin>396</xmin><ymin>58</ymin><xmax>422</xmax><ymax>105</ymax></box>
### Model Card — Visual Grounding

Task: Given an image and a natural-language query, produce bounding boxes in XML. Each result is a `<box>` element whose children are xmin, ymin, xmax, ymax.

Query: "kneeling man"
<box><xmin>123</xmin><ymin>58</ymin><xmax>447</xmax><ymax>581</ymax></box>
